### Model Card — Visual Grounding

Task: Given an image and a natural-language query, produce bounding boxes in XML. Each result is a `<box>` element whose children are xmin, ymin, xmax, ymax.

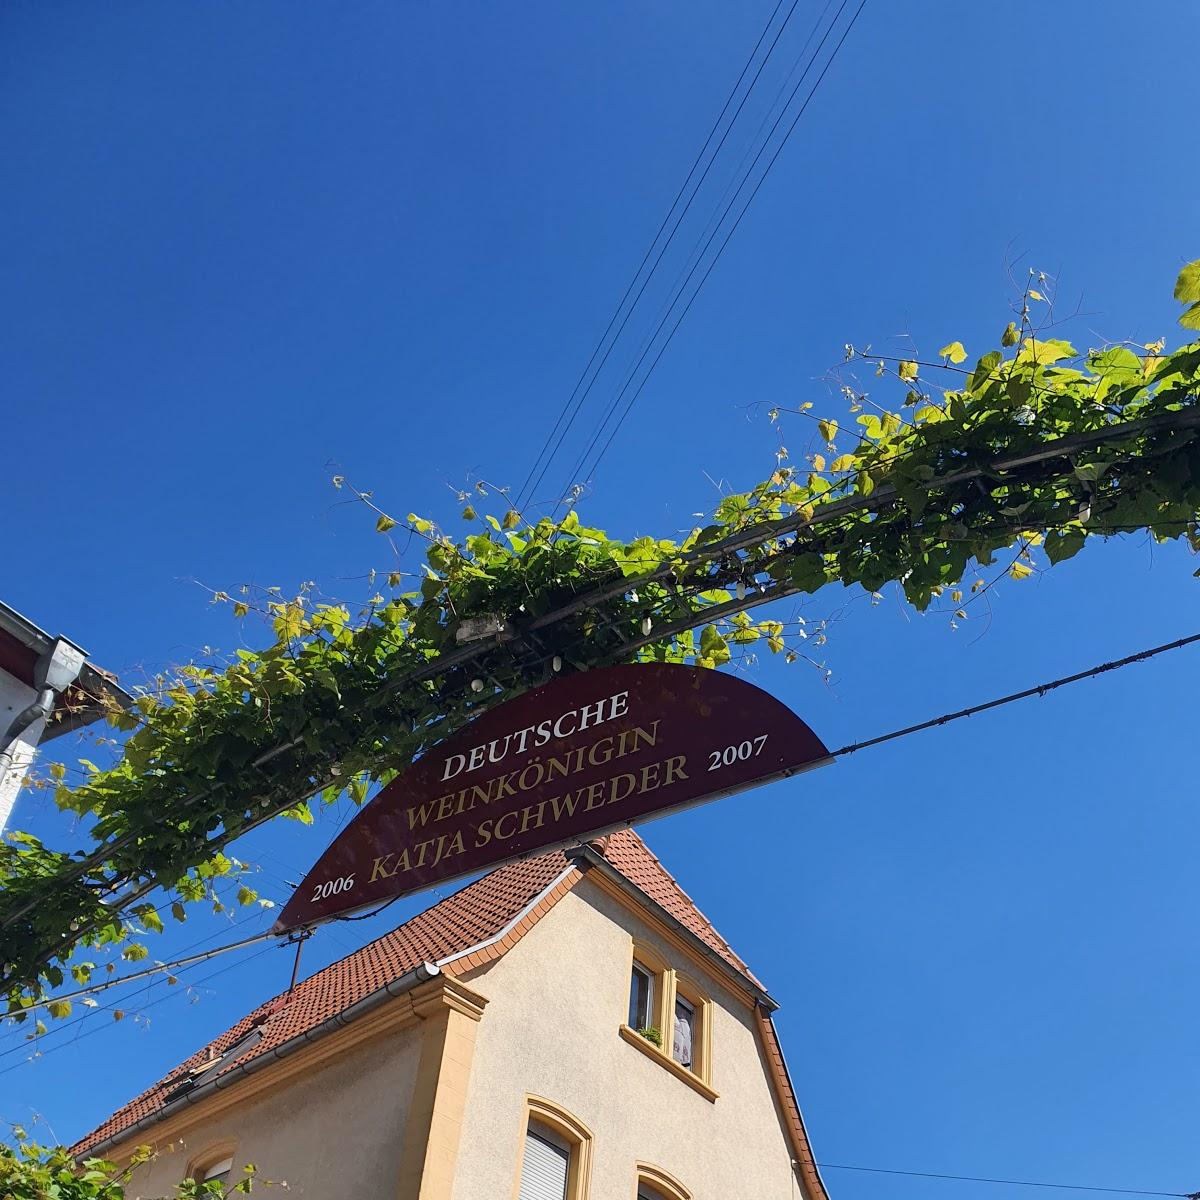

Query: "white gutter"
<box><xmin>435</xmin><ymin>862</ymin><xmax>579</xmax><ymax>971</ymax></box>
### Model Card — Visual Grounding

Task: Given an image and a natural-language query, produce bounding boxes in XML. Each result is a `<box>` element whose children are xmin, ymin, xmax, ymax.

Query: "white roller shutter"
<box><xmin>518</xmin><ymin>1127</ymin><xmax>570</xmax><ymax>1200</ymax></box>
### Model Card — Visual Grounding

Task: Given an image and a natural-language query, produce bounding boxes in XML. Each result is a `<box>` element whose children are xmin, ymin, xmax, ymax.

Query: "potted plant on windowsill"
<box><xmin>637</xmin><ymin>1026</ymin><xmax>662</xmax><ymax>1049</ymax></box>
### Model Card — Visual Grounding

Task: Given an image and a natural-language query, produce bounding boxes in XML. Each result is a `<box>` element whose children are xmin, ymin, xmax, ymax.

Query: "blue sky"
<box><xmin>3</xmin><ymin>1</ymin><xmax>1199</xmax><ymax>1195</ymax></box>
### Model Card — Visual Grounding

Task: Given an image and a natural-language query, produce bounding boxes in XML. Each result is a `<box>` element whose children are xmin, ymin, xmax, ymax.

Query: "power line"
<box><xmin>829</xmin><ymin>632</ymin><xmax>1200</xmax><ymax>759</ymax></box>
<box><xmin>564</xmin><ymin>0</ymin><xmax>869</xmax><ymax>495</ymax></box>
<box><xmin>817</xmin><ymin>1162</ymin><xmax>1196</xmax><ymax>1198</ymax></box>
<box><xmin>560</xmin><ymin>0</ymin><xmax>848</xmax><ymax>494</ymax></box>
<box><xmin>18</xmin><ymin>928</ymin><xmax>279</xmax><ymax>1014</ymax></box>
<box><xmin>0</xmin><ymin>906</ymin><xmax>270</xmax><ymax>1059</ymax></box>
<box><xmin>0</xmin><ymin>945</ymin><xmax>275</xmax><ymax>1081</ymax></box>
<box><xmin>564</xmin><ymin>0</ymin><xmax>841</xmax><ymax>468</ymax></box>
<box><xmin>515</xmin><ymin>0</ymin><xmax>799</xmax><ymax>511</ymax></box>
<box><xmin>681</xmin><ymin>0</ymin><xmax>841</xmax><ymax>273</ymax></box>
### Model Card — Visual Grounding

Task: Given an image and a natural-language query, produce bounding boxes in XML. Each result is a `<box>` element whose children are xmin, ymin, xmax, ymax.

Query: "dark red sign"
<box><xmin>276</xmin><ymin>663</ymin><xmax>830</xmax><ymax>931</ymax></box>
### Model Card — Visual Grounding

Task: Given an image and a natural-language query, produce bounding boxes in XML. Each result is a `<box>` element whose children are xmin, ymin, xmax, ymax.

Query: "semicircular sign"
<box><xmin>276</xmin><ymin>662</ymin><xmax>831</xmax><ymax>932</ymax></box>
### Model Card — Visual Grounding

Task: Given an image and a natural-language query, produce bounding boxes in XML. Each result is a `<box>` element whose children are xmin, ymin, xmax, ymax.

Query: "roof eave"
<box><xmin>75</xmin><ymin>961</ymin><xmax>442</xmax><ymax>1161</ymax></box>
<box><xmin>0</xmin><ymin>600</ymin><xmax>132</xmax><ymax>738</ymax></box>
<box><xmin>754</xmin><ymin>1007</ymin><xmax>832</xmax><ymax>1200</ymax></box>
<box><xmin>566</xmin><ymin>843</ymin><xmax>779</xmax><ymax>1011</ymax></box>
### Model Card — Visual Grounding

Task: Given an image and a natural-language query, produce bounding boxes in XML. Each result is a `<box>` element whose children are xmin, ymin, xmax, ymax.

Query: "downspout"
<box><xmin>0</xmin><ymin>689</ymin><xmax>55</xmax><ymax>757</ymax></box>
<box><xmin>0</xmin><ymin>637</ymin><xmax>86</xmax><ymax>832</ymax></box>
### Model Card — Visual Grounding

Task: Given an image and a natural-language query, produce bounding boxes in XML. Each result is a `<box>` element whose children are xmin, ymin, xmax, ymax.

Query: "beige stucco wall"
<box><xmin>118</xmin><ymin>1020</ymin><xmax>422</xmax><ymax>1199</ymax></box>
<box><xmin>451</xmin><ymin>877</ymin><xmax>801</xmax><ymax>1200</ymax></box>
<box><xmin>98</xmin><ymin>878</ymin><xmax>806</xmax><ymax>1199</ymax></box>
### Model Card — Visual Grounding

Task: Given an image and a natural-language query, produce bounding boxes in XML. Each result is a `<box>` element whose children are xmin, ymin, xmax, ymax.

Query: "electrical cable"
<box><xmin>827</xmin><ymin>631</ymin><xmax>1200</xmax><ymax>760</ymax></box>
<box><xmin>816</xmin><ymin>1162</ymin><xmax>1196</xmax><ymax>1198</ymax></box>
<box><xmin>0</xmin><ymin>907</ymin><xmax>270</xmax><ymax>1059</ymax></box>
<box><xmin>332</xmin><ymin>895</ymin><xmax>401</xmax><ymax>922</ymax></box>
<box><xmin>685</xmin><ymin>0</ymin><xmax>840</xmax><ymax>272</ymax></box>
<box><xmin>567</xmin><ymin>0</ymin><xmax>869</xmax><ymax>495</ymax></box>
<box><xmin>18</xmin><ymin>928</ymin><xmax>279</xmax><ymax>1014</ymax></box>
<box><xmin>558</xmin><ymin>0</ymin><xmax>845</xmax><ymax>494</ymax></box>
<box><xmin>0</xmin><ymin>944</ymin><xmax>275</xmax><ymax>1081</ymax></box>
<box><xmin>561</xmin><ymin>0</ymin><xmax>862</xmax><ymax>494</ymax></box>
<box><xmin>515</xmin><ymin>0</ymin><xmax>799</xmax><ymax>511</ymax></box>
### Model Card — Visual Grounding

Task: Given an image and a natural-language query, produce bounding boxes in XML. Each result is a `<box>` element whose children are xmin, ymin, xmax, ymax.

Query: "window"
<box><xmin>519</xmin><ymin>1125</ymin><xmax>570</xmax><ymax>1200</ymax></box>
<box><xmin>636</xmin><ymin>1164</ymin><xmax>693</xmax><ymax>1200</ymax></box>
<box><xmin>202</xmin><ymin>1156</ymin><xmax>233</xmax><ymax>1187</ymax></box>
<box><xmin>671</xmin><ymin>975</ymin><xmax>710</xmax><ymax>1081</ymax></box>
<box><xmin>515</xmin><ymin>1097</ymin><xmax>593</xmax><ymax>1200</ymax></box>
<box><xmin>187</xmin><ymin>1146</ymin><xmax>236</xmax><ymax>1191</ymax></box>
<box><xmin>625</xmin><ymin>941</ymin><xmax>669</xmax><ymax>1037</ymax></box>
<box><xmin>619</xmin><ymin>941</ymin><xmax>715</xmax><ymax>1097</ymax></box>
<box><xmin>672</xmin><ymin>995</ymin><xmax>694</xmax><ymax>1069</ymax></box>
<box><xmin>629</xmin><ymin>961</ymin><xmax>653</xmax><ymax>1030</ymax></box>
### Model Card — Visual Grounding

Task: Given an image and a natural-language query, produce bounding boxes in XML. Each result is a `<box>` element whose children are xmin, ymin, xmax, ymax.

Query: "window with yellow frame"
<box><xmin>636</xmin><ymin>1162</ymin><xmax>693</xmax><ymax>1200</ymax></box>
<box><xmin>186</xmin><ymin>1141</ymin><xmax>237</xmax><ymax>1189</ymax></box>
<box><xmin>669</xmin><ymin>972</ymin><xmax>711</xmax><ymax>1080</ymax></box>
<box><xmin>513</xmin><ymin>1095</ymin><xmax>594</xmax><ymax>1200</ymax></box>
<box><xmin>623</xmin><ymin>939</ymin><xmax>714</xmax><ymax>1088</ymax></box>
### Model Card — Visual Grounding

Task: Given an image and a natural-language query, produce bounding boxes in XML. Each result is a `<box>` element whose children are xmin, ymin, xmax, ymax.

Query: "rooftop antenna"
<box><xmin>284</xmin><ymin>928</ymin><xmax>312</xmax><ymax>994</ymax></box>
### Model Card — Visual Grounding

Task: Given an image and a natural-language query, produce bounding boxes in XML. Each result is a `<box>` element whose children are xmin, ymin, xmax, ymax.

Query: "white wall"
<box><xmin>0</xmin><ymin>670</ymin><xmax>40</xmax><ymax>832</ymax></box>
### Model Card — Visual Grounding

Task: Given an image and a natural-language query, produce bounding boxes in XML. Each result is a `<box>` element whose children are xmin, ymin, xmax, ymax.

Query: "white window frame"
<box><xmin>672</xmin><ymin>994</ymin><xmax>696</xmax><ymax>1069</ymax></box>
<box><xmin>629</xmin><ymin>960</ymin><xmax>654</xmax><ymax>1030</ymax></box>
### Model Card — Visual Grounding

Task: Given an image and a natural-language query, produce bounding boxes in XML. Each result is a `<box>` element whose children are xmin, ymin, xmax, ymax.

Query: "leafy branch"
<box><xmin>3</xmin><ymin>263</ymin><xmax>1199</xmax><ymax>1013</ymax></box>
<box><xmin>0</xmin><ymin>1129</ymin><xmax>272</xmax><ymax>1198</ymax></box>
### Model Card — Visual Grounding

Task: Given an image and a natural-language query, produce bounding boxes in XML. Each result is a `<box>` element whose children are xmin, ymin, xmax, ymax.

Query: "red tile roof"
<box><xmin>72</xmin><ymin>830</ymin><xmax>768</xmax><ymax>1158</ymax></box>
<box><xmin>600</xmin><ymin>829</ymin><xmax>764</xmax><ymax>988</ymax></box>
<box><xmin>756</xmin><ymin>1006</ymin><xmax>831</xmax><ymax>1200</ymax></box>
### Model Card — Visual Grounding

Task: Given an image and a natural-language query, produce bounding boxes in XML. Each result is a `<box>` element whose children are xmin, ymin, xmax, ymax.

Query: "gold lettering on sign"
<box><xmin>362</xmin><ymin>720</ymin><xmax>690</xmax><ymax>884</ymax></box>
<box><xmin>471</xmin><ymin>751</ymin><xmax>689</xmax><ymax>852</ymax></box>
<box><xmin>405</xmin><ymin>721</ymin><xmax>661</xmax><ymax>833</ymax></box>
<box><xmin>439</xmin><ymin>689</ymin><xmax>632</xmax><ymax>782</ymax></box>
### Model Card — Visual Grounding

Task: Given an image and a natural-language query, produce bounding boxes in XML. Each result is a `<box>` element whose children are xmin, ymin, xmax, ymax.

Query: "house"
<box><xmin>72</xmin><ymin>829</ymin><xmax>830</xmax><ymax>1200</ymax></box>
<box><xmin>0</xmin><ymin>599</ymin><xmax>130</xmax><ymax>833</ymax></box>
